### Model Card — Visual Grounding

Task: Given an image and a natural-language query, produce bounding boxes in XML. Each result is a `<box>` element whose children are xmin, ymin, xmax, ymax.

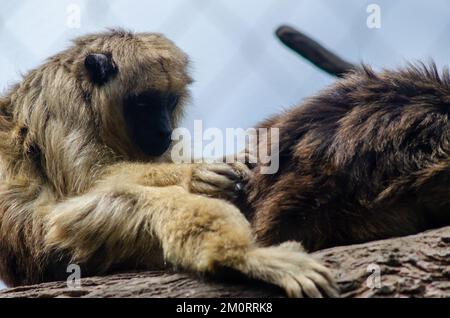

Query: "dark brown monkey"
<box><xmin>244</xmin><ymin>63</ymin><xmax>450</xmax><ymax>251</ymax></box>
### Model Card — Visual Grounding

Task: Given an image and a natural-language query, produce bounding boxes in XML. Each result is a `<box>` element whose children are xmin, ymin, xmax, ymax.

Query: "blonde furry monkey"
<box><xmin>0</xmin><ymin>30</ymin><xmax>337</xmax><ymax>298</ymax></box>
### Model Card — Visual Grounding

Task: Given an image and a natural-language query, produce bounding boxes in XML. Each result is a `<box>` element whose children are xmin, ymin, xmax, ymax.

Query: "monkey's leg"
<box><xmin>43</xmin><ymin>183</ymin><xmax>338</xmax><ymax>298</ymax></box>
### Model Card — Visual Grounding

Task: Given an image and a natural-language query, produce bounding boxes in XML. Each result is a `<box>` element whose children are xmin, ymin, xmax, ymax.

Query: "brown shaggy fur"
<box><xmin>245</xmin><ymin>64</ymin><xmax>450</xmax><ymax>251</ymax></box>
<box><xmin>0</xmin><ymin>30</ymin><xmax>337</xmax><ymax>298</ymax></box>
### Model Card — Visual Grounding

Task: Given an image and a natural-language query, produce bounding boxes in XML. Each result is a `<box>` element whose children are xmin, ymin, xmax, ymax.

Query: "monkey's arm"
<box><xmin>106</xmin><ymin>161</ymin><xmax>251</xmax><ymax>201</ymax></box>
<box><xmin>42</xmin><ymin>169</ymin><xmax>337</xmax><ymax>298</ymax></box>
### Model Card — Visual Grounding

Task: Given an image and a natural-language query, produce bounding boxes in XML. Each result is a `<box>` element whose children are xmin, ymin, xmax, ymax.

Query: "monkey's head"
<box><xmin>25</xmin><ymin>29</ymin><xmax>192</xmax><ymax>160</ymax></box>
<box><xmin>79</xmin><ymin>30</ymin><xmax>192</xmax><ymax>158</ymax></box>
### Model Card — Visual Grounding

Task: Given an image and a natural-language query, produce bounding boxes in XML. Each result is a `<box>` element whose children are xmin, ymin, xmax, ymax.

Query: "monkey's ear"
<box><xmin>84</xmin><ymin>53</ymin><xmax>117</xmax><ymax>85</ymax></box>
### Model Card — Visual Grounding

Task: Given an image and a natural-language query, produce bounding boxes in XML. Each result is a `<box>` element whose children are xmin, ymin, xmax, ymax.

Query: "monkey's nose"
<box><xmin>158</xmin><ymin>130</ymin><xmax>172</xmax><ymax>140</ymax></box>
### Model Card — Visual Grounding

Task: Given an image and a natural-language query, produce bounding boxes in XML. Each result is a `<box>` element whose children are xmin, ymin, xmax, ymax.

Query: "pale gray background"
<box><xmin>1</xmin><ymin>0</ymin><xmax>450</xmax><ymax>289</ymax></box>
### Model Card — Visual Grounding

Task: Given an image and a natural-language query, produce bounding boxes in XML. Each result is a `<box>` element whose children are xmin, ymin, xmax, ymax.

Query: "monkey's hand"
<box><xmin>238</xmin><ymin>241</ymin><xmax>339</xmax><ymax>298</ymax></box>
<box><xmin>189</xmin><ymin>162</ymin><xmax>252</xmax><ymax>201</ymax></box>
<box><xmin>224</xmin><ymin>150</ymin><xmax>259</xmax><ymax>170</ymax></box>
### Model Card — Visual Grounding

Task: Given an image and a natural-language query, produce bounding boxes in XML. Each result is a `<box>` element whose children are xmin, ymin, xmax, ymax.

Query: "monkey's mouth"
<box><xmin>123</xmin><ymin>90</ymin><xmax>178</xmax><ymax>156</ymax></box>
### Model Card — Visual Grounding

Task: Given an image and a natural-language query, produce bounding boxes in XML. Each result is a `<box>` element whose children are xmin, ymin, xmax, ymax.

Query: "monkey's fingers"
<box><xmin>309</xmin><ymin>262</ymin><xmax>340</xmax><ymax>292</ymax></box>
<box><xmin>192</xmin><ymin>168</ymin><xmax>238</xmax><ymax>190</ymax></box>
<box><xmin>235</xmin><ymin>245</ymin><xmax>339</xmax><ymax>298</ymax></box>
<box><xmin>190</xmin><ymin>180</ymin><xmax>238</xmax><ymax>200</ymax></box>
<box><xmin>303</xmin><ymin>271</ymin><xmax>340</xmax><ymax>298</ymax></box>
<box><xmin>229</xmin><ymin>161</ymin><xmax>253</xmax><ymax>181</ymax></box>
<box><xmin>190</xmin><ymin>163</ymin><xmax>249</xmax><ymax>194</ymax></box>
<box><xmin>280</xmin><ymin>275</ymin><xmax>305</xmax><ymax>298</ymax></box>
<box><xmin>200</xmin><ymin>161</ymin><xmax>253</xmax><ymax>183</ymax></box>
<box><xmin>292</xmin><ymin>274</ymin><xmax>323</xmax><ymax>298</ymax></box>
<box><xmin>277</xmin><ymin>241</ymin><xmax>339</xmax><ymax>293</ymax></box>
<box><xmin>203</xmin><ymin>163</ymin><xmax>244</xmax><ymax>181</ymax></box>
<box><xmin>284</xmin><ymin>257</ymin><xmax>339</xmax><ymax>298</ymax></box>
<box><xmin>226</xmin><ymin>151</ymin><xmax>259</xmax><ymax>170</ymax></box>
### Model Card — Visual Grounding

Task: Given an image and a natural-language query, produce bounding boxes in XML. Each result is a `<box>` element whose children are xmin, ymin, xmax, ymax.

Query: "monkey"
<box><xmin>0</xmin><ymin>29</ymin><xmax>338</xmax><ymax>298</ymax></box>
<box><xmin>243</xmin><ymin>63</ymin><xmax>450</xmax><ymax>252</ymax></box>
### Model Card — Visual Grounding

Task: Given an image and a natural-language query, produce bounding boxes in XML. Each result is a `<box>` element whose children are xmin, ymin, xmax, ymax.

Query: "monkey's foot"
<box><xmin>189</xmin><ymin>162</ymin><xmax>251</xmax><ymax>201</ymax></box>
<box><xmin>237</xmin><ymin>241</ymin><xmax>339</xmax><ymax>298</ymax></box>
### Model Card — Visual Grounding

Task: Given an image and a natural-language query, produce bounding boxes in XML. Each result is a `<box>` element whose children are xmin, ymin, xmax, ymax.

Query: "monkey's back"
<box><xmin>246</xmin><ymin>64</ymin><xmax>450</xmax><ymax>251</ymax></box>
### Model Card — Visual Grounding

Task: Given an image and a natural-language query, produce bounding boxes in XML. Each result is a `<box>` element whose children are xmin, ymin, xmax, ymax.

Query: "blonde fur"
<box><xmin>0</xmin><ymin>30</ymin><xmax>337</xmax><ymax>297</ymax></box>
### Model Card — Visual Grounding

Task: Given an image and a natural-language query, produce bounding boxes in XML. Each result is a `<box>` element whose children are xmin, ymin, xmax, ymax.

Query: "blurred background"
<box><xmin>1</xmin><ymin>0</ymin><xmax>450</xmax><ymax>289</ymax></box>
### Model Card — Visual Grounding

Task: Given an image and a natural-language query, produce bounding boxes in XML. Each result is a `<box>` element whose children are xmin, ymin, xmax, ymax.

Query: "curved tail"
<box><xmin>276</xmin><ymin>25</ymin><xmax>359</xmax><ymax>78</ymax></box>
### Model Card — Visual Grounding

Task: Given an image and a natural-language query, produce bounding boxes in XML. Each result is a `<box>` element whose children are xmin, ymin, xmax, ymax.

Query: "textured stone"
<box><xmin>1</xmin><ymin>226</ymin><xmax>449</xmax><ymax>298</ymax></box>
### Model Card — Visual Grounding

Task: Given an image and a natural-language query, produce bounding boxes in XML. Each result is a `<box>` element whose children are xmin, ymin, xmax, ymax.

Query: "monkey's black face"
<box><xmin>123</xmin><ymin>91</ymin><xmax>179</xmax><ymax>156</ymax></box>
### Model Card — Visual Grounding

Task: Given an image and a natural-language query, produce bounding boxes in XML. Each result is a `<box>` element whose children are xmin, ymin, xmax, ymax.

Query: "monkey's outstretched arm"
<box><xmin>106</xmin><ymin>161</ymin><xmax>252</xmax><ymax>201</ymax></box>
<box><xmin>42</xmin><ymin>164</ymin><xmax>338</xmax><ymax>298</ymax></box>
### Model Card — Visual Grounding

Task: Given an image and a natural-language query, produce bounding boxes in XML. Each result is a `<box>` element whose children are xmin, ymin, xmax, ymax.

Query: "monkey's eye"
<box><xmin>166</xmin><ymin>94</ymin><xmax>179</xmax><ymax>111</ymax></box>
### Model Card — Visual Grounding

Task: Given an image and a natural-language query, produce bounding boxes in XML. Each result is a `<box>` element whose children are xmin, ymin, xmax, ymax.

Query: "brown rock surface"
<box><xmin>1</xmin><ymin>226</ymin><xmax>449</xmax><ymax>298</ymax></box>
